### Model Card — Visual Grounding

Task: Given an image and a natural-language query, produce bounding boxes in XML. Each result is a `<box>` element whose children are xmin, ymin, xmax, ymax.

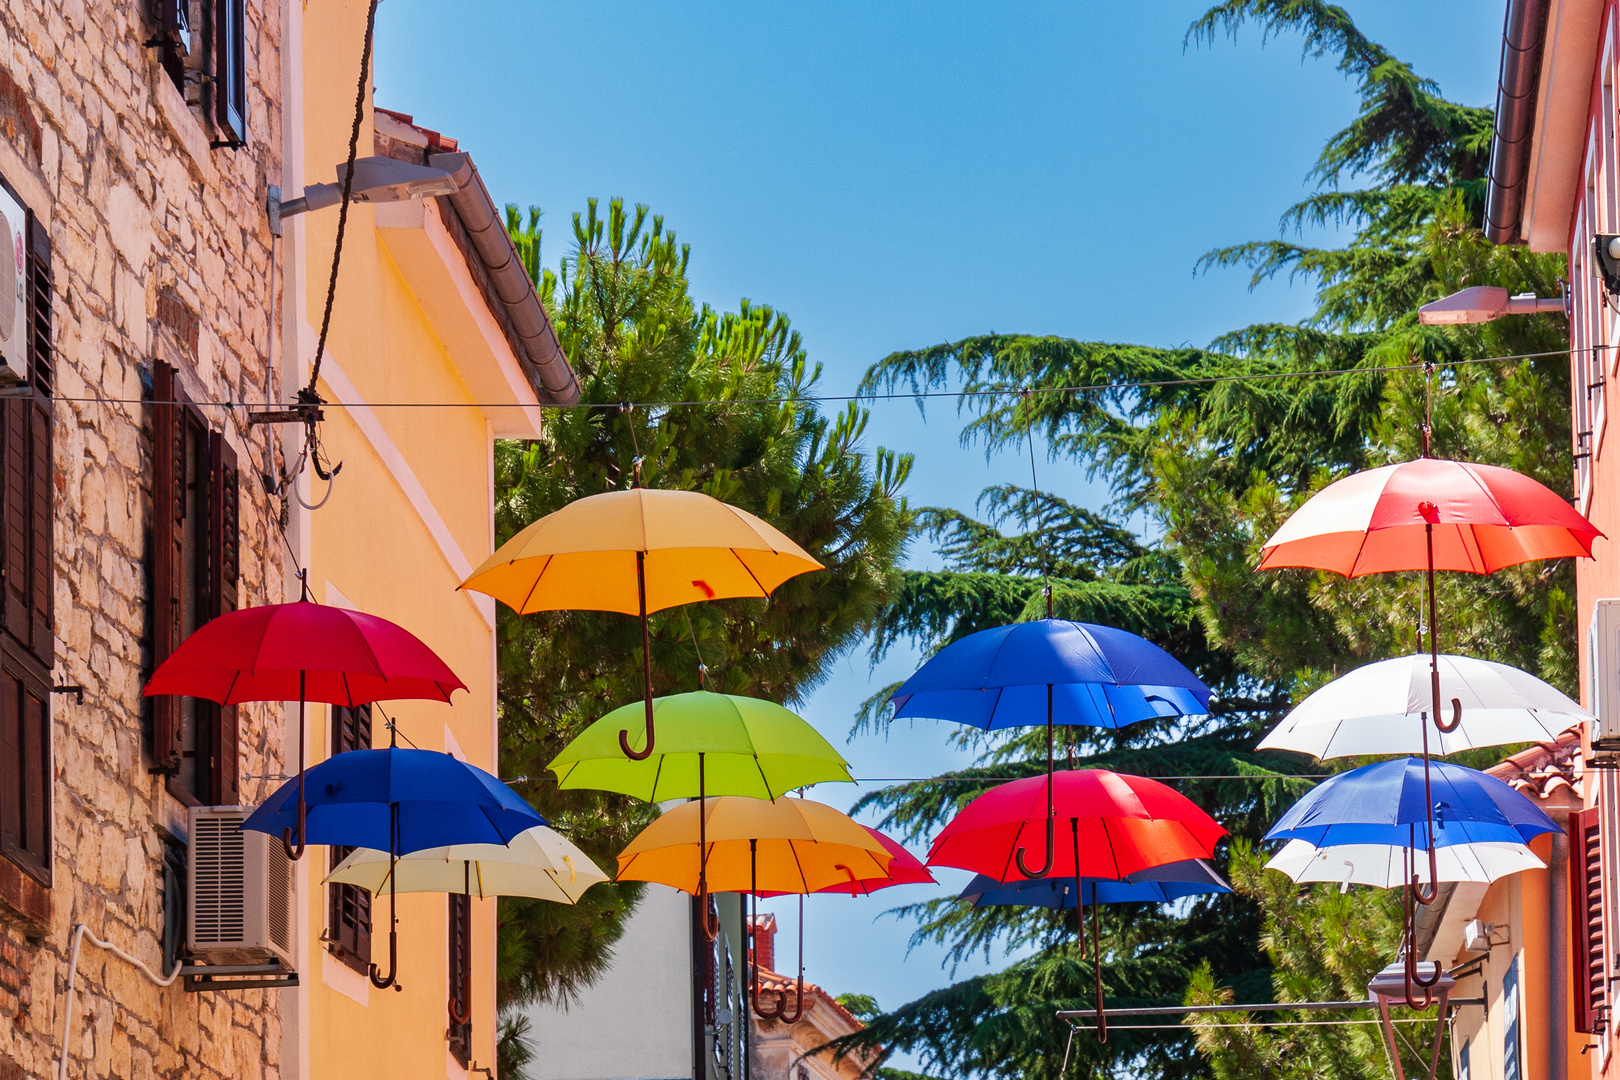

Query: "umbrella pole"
<box><xmin>748</xmin><ymin>840</ymin><xmax>774</xmax><ymax>1020</ymax></box>
<box><xmin>1070</xmin><ymin>817</ymin><xmax>1084</xmax><ymax>961</ymax></box>
<box><xmin>450</xmin><ymin>863</ymin><xmax>471</xmax><ymax>1025</ymax></box>
<box><xmin>619</xmin><ymin>551</ymin><xmax>657</xmax><ymax>761</ymax></box>
<box><xmin>697</xmin><ymin>755</ymin><xmax>719</xmax><ymax>942</ymax></box>
<box><xmin>281</xmin><ymin>673</ymin><xmax>308</xmax><ymax>862</ymax></box>
<box><xmin>1411</xmin><ymin>530</ymin><xmax>1443</xmax><ymax>907</ymax></box>
<box><xmin>1091</xmin><ymin>893</ymin><xmax>1107</xmax><ymax>1044</ymax></box>
<box><xmin>1015</xmin><ymin>685</ymin><xmax>1057</xmax><ymax>878</ymax></box>
<box><xmin>369</xmin><ymin>803</ymin><xmax>402</xmax><ymax>991</ymax></box>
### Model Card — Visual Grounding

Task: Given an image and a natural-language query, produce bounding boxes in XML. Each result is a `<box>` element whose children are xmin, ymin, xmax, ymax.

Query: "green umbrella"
<box><xmin>547</xmin><ymin>690</ymin><xmax>853</xmax><ymax>802</ymax></box>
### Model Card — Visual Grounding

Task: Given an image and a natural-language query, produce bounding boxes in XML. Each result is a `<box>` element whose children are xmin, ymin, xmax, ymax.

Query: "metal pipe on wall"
<box><xmin>1549</xmin><ymin>825</ymin><xmax>1570</xmax><ymax>1080</ymax></box>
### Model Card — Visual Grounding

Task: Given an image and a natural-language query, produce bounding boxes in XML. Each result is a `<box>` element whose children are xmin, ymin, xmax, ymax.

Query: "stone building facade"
<box><xmin>0</xmin><ymin>1</ymin><xmax>288</xmax><ymax>1079</ymax></box>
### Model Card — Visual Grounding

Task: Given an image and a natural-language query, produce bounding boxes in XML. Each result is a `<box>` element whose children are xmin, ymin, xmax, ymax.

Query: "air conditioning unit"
<box><xmin>1463</xmin><ymin>919</ymin><xmax>1496</xmax><ymax>953</ymax></box>
<box><xmin>0</xmin><ymin>183</ymin><xmax>27</xmax><ymax>387</ymax></box>
<box><xmin>1590</xmin><ymin>600</ymin><xmax>1620</xmax><ymax>744</ymax></box>
<box><xmin>187</xmin><ymin>806</ymin><xmax>294</xmax><ymax>969</ymax></box>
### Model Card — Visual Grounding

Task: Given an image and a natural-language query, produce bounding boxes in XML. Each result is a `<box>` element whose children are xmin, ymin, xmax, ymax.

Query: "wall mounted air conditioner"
<box><xmin>0</xmin><ymin>184</ymin><xmax>27</xmax><ymax>387</ymax></box>
<box><xmin>1590</xmin><ymin>600</ymin><xmax>1620</xmax><ymax>744</ymax></box>
<box><xmin>187</xmin><ymin>806</ymin><xmax>294</xmax><ymax>969</ymax></box>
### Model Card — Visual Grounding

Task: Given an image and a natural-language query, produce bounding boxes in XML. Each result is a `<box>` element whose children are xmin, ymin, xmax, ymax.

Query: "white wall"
<box><xmin>521</xmin><ymin>885</ymin><xmax>694</xmax><ymax>1080</ymax></box>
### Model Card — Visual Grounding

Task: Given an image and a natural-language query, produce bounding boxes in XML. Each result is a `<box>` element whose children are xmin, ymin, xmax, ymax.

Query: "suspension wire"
<box><xmin>1064</xmin><ymin>1017</ymin><xmax>1442</xmax><ymax>1031</ymax></box>
<box><xmin>304</xmin><ymin>0</ymin><xmax>381</xmax><ymax>402</ymax></box>
<box><xmin>682</xmin><ymin>606</ymin><xmax>709</xmax><ymax>689</ymax></box>
<box><xmin>850</xmin><ymin>774</ymin><xmax>1328</xmax><ymax>783</ymax></box>
<box><xmin>1023</xmin><ymin>388</ymin><xmax>1054</xmax><ymax>617</ymax></box>
<box><xmin>47</xmin><ymin>344</ymin><xmax>1594</xmax><ymax>415</ymax></box>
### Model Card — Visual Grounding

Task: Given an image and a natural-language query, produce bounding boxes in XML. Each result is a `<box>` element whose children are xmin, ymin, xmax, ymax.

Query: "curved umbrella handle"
<box><xmin>622</xmin><ymin>552</ymin><xmax>657</xmax><ymax>761</ymax></box>
<box><xmin>834</xmin><ymin>864</ymin><xmax>860</xmax><ymax>898</ymax></box>
<box><xmin>696</xmin><ymin>877</ymin><xmax>720</xmax><ymax>942</ymax></box>
<box><xmin>449</xmin><ymin>996</ymin><xmax>470</xmax><ymax>1026</ymax></box>
<box><xmin>1434</xmin><ymin>697</ymin><xmax>1462</xmax><ymax>735</ymax></box>
<box><xmin>282</xmin><ymin>693</ymin><xmax>309</xmax><ymax>861</ymax></box>
<box><xmin>1015</xmin><ymin>814</ymin><xmax>1055</xmax><ymax>879</ymax></box>
<box><xmin>367</xmin><ymin>929</ymin><xmax>401</xmax><ymax>990</ymax></box>
<box><xmin>1410</xmin><ymin>845</ymin><xmax>1440</xmax><ymax>906</ymax></box>
<box><xmin>757</xmin><ymin>893</ymin><xmax>807</xmax><ymax>1023</ymax></box>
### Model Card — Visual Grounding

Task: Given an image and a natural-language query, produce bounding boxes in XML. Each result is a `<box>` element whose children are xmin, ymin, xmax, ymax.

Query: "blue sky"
<box><xmin>373</xmin><ymin>0</ymin><xmax>1506</xmax><ymax>1047</ymax></box>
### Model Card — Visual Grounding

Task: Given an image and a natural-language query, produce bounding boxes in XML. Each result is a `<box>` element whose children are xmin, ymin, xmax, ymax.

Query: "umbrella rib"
<box><xmin>789</xmin><ymin>837</ymin><xmax>811</xmax><ymax>893</ymax></box>
<box><xmin>732</xmin><ymin>549</ymin><xmax>772</xmax><ymax>598</ymax></box>
<box><xmin>649</xmin><ymin>750</ymin><xmax>666</xmax><ymax>803</ymax></box>
<box><xmin>517</xmin><ymin>555</ymin><xmax>553</xmax><ymax>615</ymax></box>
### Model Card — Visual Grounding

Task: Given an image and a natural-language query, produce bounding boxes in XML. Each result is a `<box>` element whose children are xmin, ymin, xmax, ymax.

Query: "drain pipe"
<box><xmin>429</xmin><ymin>152</ymin><xmax>579</xmax><ymax>406</ymax></box>
<box><xmin>58</xmin><ymin>924</ymin><xmax>182</xmax><ymax>1080</ymax></box>
<box><xmin>1549</xmin><ymin>817</ymin><xmax>1571</xmax><ymax>1080</ymax></box>
<box><xmin>1484</xmin><ymin>0</ymin><xmax>1552</xmax><ymax>243</ymax></box>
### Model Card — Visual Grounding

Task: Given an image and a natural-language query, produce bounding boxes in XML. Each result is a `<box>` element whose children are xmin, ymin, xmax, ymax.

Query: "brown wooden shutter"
<box><xmin>27</xmin><ymin>213</ymin><xmax>51</xmax><ymax>396</ymax></box>
<box><xmin>1</xmin><ymin>215</ymin><xmax>53</xmax><ymax>670</ymax></box>
<box><xmin>1572</xmin><ymin>808</ymin><xmax>1607</xmax><ymax>1034</ymax></box>
<box><xmin>150</xmin><ymin>362</ymin><xmax>186</xmax><ymax>773</ymax></box>
<box><xmin>209</xmin><ymin>431</ymin><xmax>239</xmax><ymax>803</ymax></box>
<box><xmin>448</xmin><ymin>892</ymin><xmax>472</xmax><ymax>1064</ymax></box>
<box><xmin>329</xmin><ymin>704</ymin><xmax>374</xmax><ymax>970</ymax></box>
<box><xmin>0</xmin><ymin>659</ymin><xmax>50</xmax><ymax>885</ymax></box>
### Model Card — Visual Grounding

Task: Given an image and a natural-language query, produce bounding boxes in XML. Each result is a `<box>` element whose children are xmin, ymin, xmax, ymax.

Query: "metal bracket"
<box><xmin>181</xmin><ymin>961</ymin><xmax>299</xmax><ymax>992</ymax></box>
<box><xmin>248</xmin><ymin>408</ymin><xmax>323</xmax><ymax>426</ymax></box>
<box><xmin>51</xmin><ymin>684</ymin><xmax>84</xmax><ymax>704</ymax></box>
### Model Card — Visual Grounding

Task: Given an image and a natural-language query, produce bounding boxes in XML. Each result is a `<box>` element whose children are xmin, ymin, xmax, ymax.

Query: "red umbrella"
<box><xmin>926</xmin><ymin>770</ymin><xmax>1225</xmax><ymax>882</ymax></box>
<box><xmin>754</xmin><ymin>826</ymin><xmax>935</xmax><ymax>898</ymax></box>
<box><xmin>928</xmin><ymin>769</ymin><xmax>1225</xmax><ymax>1041</ymax></box>
<box><xmin>144</xmin><ymin>598</ymin><xmax>466</xmax><ymax>859</ymax></box>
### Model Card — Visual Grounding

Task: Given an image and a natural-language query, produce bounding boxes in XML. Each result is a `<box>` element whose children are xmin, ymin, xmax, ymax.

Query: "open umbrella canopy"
<box><xmin>753</xmin><ymin>826</ymin><xmax>935</xmax><ymax>897</ymax></box>
<box><xmin>1266</xmin><ymin>838</ymin><xmax>1545</xmax><ymax>888</ymax></box>
<box><xmin>243</xmin><ymin>748</ymin><xmax>546</xmax><ymax>855</ymax></box>
<box><xmin>1264</xmin><ymin>758</ymin><xmax>1560</xmax><ymax>850</ymax></box>
<box><xmin>325</xmin><ymin>825</ymin><xmax>608</xmax><ymax>903</ymax></box>
<box><xmin>890</xmin><ymin>619</ymin><xmax>1210</xmax><ymax>730</ymax></box>
<box><xmin>143</xmin><ymin>600</ymin><xmax>466</xmax><ymax>705</ymax></box>
<box><xmin>927</xmin><ymin>770</ymin><xmax>1226</xmax><ymax>882</ymax></box>
<box><xmin>616</xmin><ymin>796</ymin><xmax>892</xmax><ymax>894</ymax></box>
<box><xmin>1258</xmin><ymin>654</ymin><xmax>1590</xmax><ymax>759</ymax></box>
<box><xmin>1258</xmin><ymin>458</ymin><xmax>1601</xmax><ymax>577</ymax></box>
<box><xmin>548</xmin><ymin>691</ymin><xmax>852</xmax><ymax>801</ymax></box>
<box><xmin>960</xmin><ymin>858</ymin><xmax>1230</xmax><ymax>907</ymax></box>
<box><xmin>459</xmin><ymin>488</ymin><xmax>824</xmax><ymax>616</ymax></box>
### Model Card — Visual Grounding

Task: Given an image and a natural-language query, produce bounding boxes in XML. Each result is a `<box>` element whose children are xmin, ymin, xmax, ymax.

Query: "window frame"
<box><xmin>0</xmin><ymin>176</ymin><xmax>52</xmax><ymax>892</ymax></box>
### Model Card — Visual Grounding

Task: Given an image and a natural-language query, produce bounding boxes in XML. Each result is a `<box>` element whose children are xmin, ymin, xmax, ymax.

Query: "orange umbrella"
<box><xmin>460</xmin><ymin>489</ymin><xmax>822</xmax><ymax>758</ymax></box>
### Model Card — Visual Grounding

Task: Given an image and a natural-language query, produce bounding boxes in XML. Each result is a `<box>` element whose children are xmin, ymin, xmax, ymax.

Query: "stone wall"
<box><xmin>0</xmin><ymin>1</ymin><xmax>288</xmax><ymax>1079</ymax></box>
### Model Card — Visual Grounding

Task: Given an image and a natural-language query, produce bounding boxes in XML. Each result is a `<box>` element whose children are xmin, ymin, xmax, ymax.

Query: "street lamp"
<box><xmin>266</xmin><ymin>156</ymin><xmax>462</xmax><ymax>236</ymax></box>
<box><xmin>1417</xmin><ymin>285</ymin><xmax>1566</xmax><ymax>325</ymax></box>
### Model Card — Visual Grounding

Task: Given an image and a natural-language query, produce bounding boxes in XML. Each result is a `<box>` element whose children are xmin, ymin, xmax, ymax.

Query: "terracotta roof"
<box><xmin>1485</xmin><ymin>729</ymin><xmax>1581</xmax><ymax>800</ymax></box>
<box><xmin>754</xmin><ymin>967</ymin><xmax>865</xmax><ymax>1029</ymax></box>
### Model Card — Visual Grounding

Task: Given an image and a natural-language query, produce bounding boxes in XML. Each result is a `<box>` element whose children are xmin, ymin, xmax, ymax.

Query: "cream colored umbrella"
<box><xmin>1265</xmin><ymin>837</ymin><xmax>1544</xmax><ymax>890</ymax></box>
<box><xmin>325</xmin><ymin>825</ymin><xmax>607</xmax><ymax>903</ymax></box>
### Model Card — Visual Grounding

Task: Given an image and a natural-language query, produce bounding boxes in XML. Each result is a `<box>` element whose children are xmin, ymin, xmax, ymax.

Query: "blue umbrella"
<box><xmin>244</xmin><ymin>746</ymin><xmax>546</xmax><ymax>990</ymax></box>
<box><xmin>960</xmin><ymin>858</ymin><xmax>1231</xmax><ymax>907</ymax></box>
<box><xmin>892</xmin><ymin>619</ymin><xmax>1211</xmax><ymax>875</ymax></box>
<box><xmin>1264</xmin><ymin>757</ymin><xmax>1560</xmax><ymax>852</ymax></box>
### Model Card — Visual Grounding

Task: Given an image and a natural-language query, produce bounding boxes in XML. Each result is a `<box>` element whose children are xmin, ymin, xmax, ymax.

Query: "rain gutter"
<box><xmin>430</xmin><ymin>152</ymin><xmax>581</xmax><ymax>406</ymax></box>
<box><xmin>1485</xmin><ymin>0</ymin><xmax>1553</xmax><ymax>244</ymax></box>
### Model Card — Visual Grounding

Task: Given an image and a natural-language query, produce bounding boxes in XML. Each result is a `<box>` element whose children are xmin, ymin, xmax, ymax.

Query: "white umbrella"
<box><xmin>1258</xmin><ymin>653</ymin><xmax>1589</xmax><ymax>759</ymax></box>
<box><xmin>1265</xmin><ymin>838</ymin><xmax>1545</xmax><ymax>890</ymax></box>
<box><xmin>325</xmin><ymin>825</ymin><xmax>608</xmax><ymax>902</ymax></box>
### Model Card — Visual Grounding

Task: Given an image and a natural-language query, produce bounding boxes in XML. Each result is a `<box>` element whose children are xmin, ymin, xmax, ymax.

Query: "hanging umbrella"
<box><xmin>926</xmin><ymin>769</ymin><xmax>1225</xmax><ymax>882</ymax></box>
<box><xmin>1265</xmin><ymin>838</ymin><xmax>1544</xmax><ymax>889</ymax></box>
<box><xmin>1257</xmin><ymin>457</ymin><xmax>1598</xmax><ymax>903</ymax></box>
<box><xmin>549</xmin><ymin>689</ymin><xmax>854</xmax><ymax>938</ymax></box>
<box><xmin>324</xmin><ymin>825</ymin><xmax>609</xmax><ymax>902</ymax></box>
<box><xmin>617</xmin><ymin>795</ymin><xmax>892</xmax><ymax>1023</ymax></box>
<box><xmin>244</xmin><ymin>744</ymin><xmax>546</xmax><ymax>990</ymax></box>
<box><xmin>1264</xmin><ymin>756</ymin><xmax>1560</xmax><ymax>1002</ymax></box>
<box><xmin>143</xmin><ymin>597</ymin><xmax>467</xmax><ymax>860</ymax></box>
<box><xmin>1258</xmin><ymin>653</ymin><xmax>1589</xmax><ymax>759</ymax></box>
<box><xmin>753</xmin><ymin>826</ymin><xmax>935</xmax><ymax>897</ymax></box>
<box><xmin>460</xmin><ymin>489</ymin><xmax>822</xmax><ymax>760</ymax></box>
<box><xmin>549</xmin><ymin>691</ymin><xmax>853</xmax><ymax>800</ymax></box>
<box><xmin>927</xmin><ymin>770</ymin><xmax>1226</xmax><ymax>1041</ymax></box>
<box><xmin>959</xmin><ymin>858</ymin><xmax>1230</xmax><ymax>907</ymax></box>
<box><xmin>891</xmin><ymin>620</ymin><xmax>1210</xmax><ymax>875</ymax></box>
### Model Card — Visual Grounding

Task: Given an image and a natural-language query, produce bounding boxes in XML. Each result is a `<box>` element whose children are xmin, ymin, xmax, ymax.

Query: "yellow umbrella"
<box><xmin>617</xmin><ymin>795</ymin><xmax>896</xmax><ymax>1023</ymax></box>
<box><xmin>459</xmin><ymin>489</ymin><xmax>823</xmax><ymax>758</ymax></box>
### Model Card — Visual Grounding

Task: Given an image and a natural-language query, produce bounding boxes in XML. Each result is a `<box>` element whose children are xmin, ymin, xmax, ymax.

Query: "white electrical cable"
<box><xmin>57</xmin><ymin>924</ymin><xmax>182</xmax><ymax>1080</ymax></box>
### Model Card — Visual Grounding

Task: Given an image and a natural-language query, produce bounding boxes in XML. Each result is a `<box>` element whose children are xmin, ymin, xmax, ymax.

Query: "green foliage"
<box><xmin>494</xmin><ymin>198</ymin><xmax>914</xmax><ymax>1009</ymax></box>
<box><xmin>837</xmin><ymin>992</ymin><xmax>884</xmax><ymax>1021</ymax></box>
<box><xmin>497</xmin><ymin>1010</ymin><xmax>535</xmax><ymax>1080</ymax></box>
<box><xmin>835</xmin><ymin>4</ymin><xmax>1572</xmax><ymax>1080</ymax></box>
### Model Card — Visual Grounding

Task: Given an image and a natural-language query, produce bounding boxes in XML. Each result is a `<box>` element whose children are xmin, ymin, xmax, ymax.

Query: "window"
<box><xmin>447</xmin><ymin>893</ymin><xmax>472</xmax><ymax>1065</ymax></box>
<box><xmin>0</xmin><ymin>188</ymin><xmax>52</xmax><ymax>890</ymax></box>
<box><xmin>149</xmin><ymin>0</ymin><xmax>247</xmax><ymax>148</ymax></box>
<box><xmin>327</xmin><ymin>704</ymin><xmax>372</xmax><ymax>974</ymax></box>
<box><xmin>150</xmin><ymin>360</ymin><xmax>240</xmax><ymax>807</ymax></box>
<box><xmin>1574</xmin><ymin>808</ymin><xmax>1608</xmax><ymax>1034</ymax></box>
